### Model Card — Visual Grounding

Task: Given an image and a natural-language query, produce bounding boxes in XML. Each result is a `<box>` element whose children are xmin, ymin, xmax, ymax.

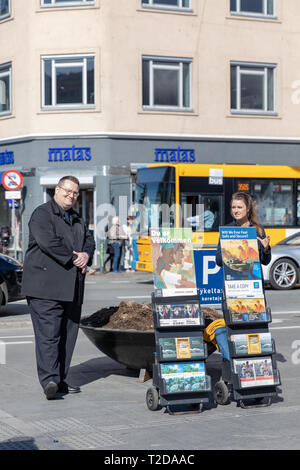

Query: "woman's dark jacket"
<box><xmin>21</xmin><ymin>199</ymin><xmax>95</xmax><ymax>303</ymax></box>
<box><xmin>216</xmin><ymin>221</ymin><xmax>271</xmax><ymax>267</ymax></box>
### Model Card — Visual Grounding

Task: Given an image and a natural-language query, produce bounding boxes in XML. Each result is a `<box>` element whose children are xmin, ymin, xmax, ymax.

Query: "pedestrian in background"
<box><xmin>21</xmin><ymin>176</ymin><xmax>95</xmax><ymax>400</ymax></box>
<box><xmin>123</xmin><ymin>216</ymin><xmax>135</xmax><ymax>272</ymax></box>
<box><xmin>104</xmin><ymin>216</ymin><xmax>114</xmax><ymax>273</ymax></box>
<box><xmin>107</xmin><ymin>216</ymin><xmax>127</xmax><ymax>273</ymax></box>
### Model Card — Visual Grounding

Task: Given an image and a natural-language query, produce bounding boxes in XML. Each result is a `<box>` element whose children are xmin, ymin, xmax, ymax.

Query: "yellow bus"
<box><xmin>135</xmin><ymin>163</ymin><xmax>300</xmax><ymax>272</ymax></box>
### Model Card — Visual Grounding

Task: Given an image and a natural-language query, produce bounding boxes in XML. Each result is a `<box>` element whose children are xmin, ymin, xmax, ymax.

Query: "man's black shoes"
<box><xmin>58</xmin><ymin>382</ymin><xmax>81</xmax><ymax>394</ymax></box>
<box><xmin>44</xmin><ymin>381</ymin><xmax>58</xmax><ymax>400</ymax></box>
<box><xmin>43</xmin><ymin>381</ymin><xmax>81</xmax><ymax>399</ymax></box>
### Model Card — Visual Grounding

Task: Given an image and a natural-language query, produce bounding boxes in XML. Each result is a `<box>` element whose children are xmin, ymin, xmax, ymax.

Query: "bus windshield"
<box><xmin>136</xmin><ymin>166</ymin><xmax>175</xmax><ymax>234</ymax></box>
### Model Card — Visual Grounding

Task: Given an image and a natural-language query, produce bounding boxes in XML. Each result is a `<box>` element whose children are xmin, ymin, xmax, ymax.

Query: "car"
<box><xmin>262</xmin><ymin>232</ymin><xmax>300</xmax><ymax>290</ymax></box>
<box><xmin>0</xmin><ymin>253</ymin><xmax>24</xmax><ymax>305</ymax></box>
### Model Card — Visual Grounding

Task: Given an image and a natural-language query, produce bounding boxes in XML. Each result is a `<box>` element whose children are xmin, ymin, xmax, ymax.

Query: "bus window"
<box><xmin>250</xmin><ymin>180</ymin><xmax>294</xmax><ymax>226</ymax></box>
<box><xmin>136</xmin><ymin>166</ymin><xmax>175</xmax><ymax>233</ymax></box>
<box><xmin>181</xmin><ymin>194</ymin><xmax>222</xmax><ymax>231</ymax></box>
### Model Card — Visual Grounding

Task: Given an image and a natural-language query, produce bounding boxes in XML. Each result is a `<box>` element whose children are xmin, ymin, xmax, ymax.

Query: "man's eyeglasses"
<box><xmin>58</xmin><ymin>185</ymin><xmax>79</xmax><ymax>198</ymax></box>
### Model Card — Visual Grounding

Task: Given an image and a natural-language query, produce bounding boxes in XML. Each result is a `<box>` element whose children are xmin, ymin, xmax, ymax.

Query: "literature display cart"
<box><xmin>146</xmin><ymin>228</ymin><xmax>211</xmax><ymax>414</ymax></box>
<box><xmin>214</xmin><ymin>226</ymin><xmax>281</xmax><ymax>408</ymax></box>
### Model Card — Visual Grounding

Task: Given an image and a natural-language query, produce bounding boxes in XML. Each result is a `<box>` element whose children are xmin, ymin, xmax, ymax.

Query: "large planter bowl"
<box><xmin>80</xmin><ymin>325</ymin><xmax>155</xmax><ymax>371</ymax></box>
<box><xmin>80</xmin><ymin>323</ymin><xmax>217</xmax><ymax>372</ymax></box>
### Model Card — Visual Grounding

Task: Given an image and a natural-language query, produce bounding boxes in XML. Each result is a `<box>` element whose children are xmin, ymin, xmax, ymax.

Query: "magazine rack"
<box><xmin>146</xmin><ymin>293</ymin><xmax>211</xmax><ymax>415</ymax></box>
<box><xmin>214</xmin><ymin>226</ymin><xmax>281</xmax><ymax>408</ymax></box>
<box><xmin>214</xmin><ymin>290</ymin><xmax>281</xmax><ymax>408</ymax></box>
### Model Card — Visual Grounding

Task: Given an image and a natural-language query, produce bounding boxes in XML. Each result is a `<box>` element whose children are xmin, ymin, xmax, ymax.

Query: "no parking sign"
<box><xmin>2</xmin><ymin>170</ymin><xmax>23</xmax><ymax>190</ymax></box>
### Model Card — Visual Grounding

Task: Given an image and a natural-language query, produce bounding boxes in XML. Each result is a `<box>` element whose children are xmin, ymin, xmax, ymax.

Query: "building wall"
<box><xmin>1</xmin><ymin>0</ymin><xmax>300</xmax><ymax>263</ymax></box>
<box><xmin>1</xmin><ymin>0</ymin><xmax>300</xmax><ymax>141</ymax></box>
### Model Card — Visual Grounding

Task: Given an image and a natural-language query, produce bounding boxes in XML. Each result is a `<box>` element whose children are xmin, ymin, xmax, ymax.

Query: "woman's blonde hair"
<box><xmin>231</xmin><ymin>192</ymin><xmax>263</xmax><ymax>236</ymax></box>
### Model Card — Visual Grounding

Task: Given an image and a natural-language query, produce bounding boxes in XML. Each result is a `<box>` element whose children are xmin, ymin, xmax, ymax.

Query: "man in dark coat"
<box><xmin>21</xmin><ymin>176</ymin><xmax>95</xmax><ymax>400</ymax></box>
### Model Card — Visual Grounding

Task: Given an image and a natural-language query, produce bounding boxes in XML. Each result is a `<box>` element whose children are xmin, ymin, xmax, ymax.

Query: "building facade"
<box><xmin>1</xmin><ymin>0</ymin><xmax>300</xmax><ymax>264</ymax></box>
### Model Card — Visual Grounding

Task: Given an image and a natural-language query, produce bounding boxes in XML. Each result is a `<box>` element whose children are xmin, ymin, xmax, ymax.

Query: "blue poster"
<box><xmin>194</xmin><ymin>249</ymin><xmax>223</xmax><ymax>305</ymax></box>
<box><xmin>219</xmin><ymin>226</ymin><xmax>266</xmax><ymax>322</ymax></box>
<box><xmin>220</xmin><ymin>226</ymin><xmax>262</xmax><ymax>282</ymax></box>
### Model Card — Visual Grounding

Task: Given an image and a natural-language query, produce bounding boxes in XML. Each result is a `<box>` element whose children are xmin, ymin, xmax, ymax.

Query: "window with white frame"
<box><xmin>142</xmin><ymin>57</ymin><xmax>192</xmax><ymax>110</ymax></box>
<box><xmin>0</xmin><ymin>0</ymin><xmax>10</xmax><ymax>20</ymax></box>
<box><xmin>142</xmin><ymin>0</ymin><xmax>191</xmax><ymax>10</ymax></box>
<box><xmin>42</xmin><ymin>55</ymin><xmax>95</xmax><ymax>109</ymax></box>
<box><xmin>41</xmin><ymin>0</ymin><xmax>94</xmax><ymax>7</ymax></box>
<box><xmin>0</xmin><ymin>63</ymin><xmax>12</xmax><ymax>115</ymax></box>
<box><xmin>230</xmin><ymin>0</ymin><xmax>275</xmax><ymax>17</ymax></box>
<box><xmin>230</xmin><ymin>62</ymin><xmax>276</xmax><ymax>114</ymax></box>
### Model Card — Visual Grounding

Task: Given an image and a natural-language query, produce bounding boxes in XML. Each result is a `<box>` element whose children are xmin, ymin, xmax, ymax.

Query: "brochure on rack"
<box><xmin>231</xmin><ymin>332</ymin><xmax>273</xmax><ymax>355</ymax></box>
<box><xmin>219</xmin><ymin>226</ymin><xmax>267</xmax><ymax>322</ymax></box>
<box><xmin>160</xmin><ymin>362</ymin><xmax>207</xmax><ymax>394</ymax></box>
<box><xmin>150</xmin><ymin>228</ymin><xmax>197</xmax><ymax>297</ymax></box>
<box><xmin>154</xmin><ymin>302</ymin><xmax>202</xmax><ymax>328</ymax></box>
<box><xmin>159</xmin><ymin>335</ymin><xmax>205</xmax><ymax>360</ymax></box>
<box><xmin>233</xmin><ymin>356</ymin><xmax>275</xmax><ymax>388</ymax></box>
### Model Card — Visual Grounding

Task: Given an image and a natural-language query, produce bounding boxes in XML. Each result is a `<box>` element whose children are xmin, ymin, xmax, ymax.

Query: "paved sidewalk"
<box><xmin>0</xmin><ymin>272</ymin><xmax>298</xmax><ymax>450</ymax></box>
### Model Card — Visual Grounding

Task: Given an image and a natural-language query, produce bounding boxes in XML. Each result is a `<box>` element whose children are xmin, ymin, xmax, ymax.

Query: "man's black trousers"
<box><xmin>27</xmin><ymin>297</ymin><xmax>81</xmax><ymax>389</ymax></box>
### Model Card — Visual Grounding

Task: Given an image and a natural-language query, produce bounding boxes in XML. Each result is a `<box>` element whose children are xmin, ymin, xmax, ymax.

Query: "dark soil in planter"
<box><xmin>81</xmin><ymin>301</ymin><xmax>222</xmax><ymax>331</ymax></box>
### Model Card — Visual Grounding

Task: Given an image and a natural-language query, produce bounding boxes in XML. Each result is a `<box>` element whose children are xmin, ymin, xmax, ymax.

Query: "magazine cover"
<box><xmin>226</xmin><ymin>298</ymin><xmax>267</xmax><ymax>322</ymax></box>
<box><xmin>233</xmin><ymin>357</ymin><xmax>275</xmax><ymax>388</ymax></box>
<box><xmin>159</xmin><ymin>336</ymin><xmax>205</xmax><ymax>360</ymax></box>
<box><xmin>150</xmin><ymin>228</ymin><xmax>197</xmax><ymax>297</ymax></box>
<box><xmin>160</xmin><ymin>362</ymin><xmax>206</xmax><ymax>393</ymax></box>
<box><xmin>155</xmin><ymin>302</ymin><xmax>201</xmax><ymax>327</ymax></box>
<box><xmin>231</xmin><ymin>333</ymin><xmax>273</xmax><ymax>355</ymax></box>
<box><xmin>219</xmin><ymin>226</ymin><xmax>266</xmax><ymax>321</ymax></box>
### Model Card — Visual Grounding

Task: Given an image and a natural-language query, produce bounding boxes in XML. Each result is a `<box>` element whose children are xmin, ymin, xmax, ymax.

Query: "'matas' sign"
<box><xmin>154</xmin><ymin>147</ymin><xmax>196</xmax><ymax>163</ymax></box>
<box><xmin>48</xmin><ymin>146</ymin><xmax>92</xmax><ymax>162</ymax></box>
<box><xmin>0</xmin><ymin>150</ymin><xmax>14</xmax><ymax>165</ymax></box>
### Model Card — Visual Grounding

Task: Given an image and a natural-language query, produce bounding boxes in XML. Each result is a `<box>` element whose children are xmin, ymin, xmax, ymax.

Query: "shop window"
<box><xmin>0</xmin><ymin>63</ymin><xmax>12</xmax><ymax>116</ymax></box>
<box><xmin>41</xmin><ymin>0</ymin><xmax>94</xmax><ymax>7</ymax></box>
<box><xmin>0</xmin><ymin>0</ymin><xmax>10</xmax><ymax>20</ymax></box>
<box><xmin>142</xmin><ymin>0</ymin><xmax>191</xmax><ymax>11</ymax></box>
<box><xmin>245</xmin><ymin>180</ymin><xmax>294</xmax><ymax>226</ymax></box>
<box><xmin>142</xmin><ymin>56</ymin><xmax>192</xmax><ymax>111</ymax></box>
<box><xmin>42</xmin><ymin>54</ymin><xmax>95</xmax><ymax>109</ymax></box>
<box><xmin>231</xmin><ymin>62</ymin><xmax>276</xmax><ymax>114</ymax></box>
<box><xmin>230</xmin><ymin>0</ymin><xmax>275</xmax><ymax>18</ymax></box>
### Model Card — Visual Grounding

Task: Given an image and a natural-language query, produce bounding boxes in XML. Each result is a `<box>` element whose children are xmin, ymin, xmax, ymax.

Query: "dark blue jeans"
<box><xmin>112</xmin><ymin>242</ymin><xmax>122</xmax><ymax>272</ymax></box>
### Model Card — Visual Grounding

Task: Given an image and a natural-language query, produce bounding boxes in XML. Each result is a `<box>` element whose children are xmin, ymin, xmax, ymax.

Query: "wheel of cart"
<box><xmin>146</xmin><ymin>386</ymin><xmax>160</xmax><ymax>411</ymax></box>
<box><xmin>214</xmin><ymin>380</ymin><xmax>230</xmax><ymax>405</ymax></box>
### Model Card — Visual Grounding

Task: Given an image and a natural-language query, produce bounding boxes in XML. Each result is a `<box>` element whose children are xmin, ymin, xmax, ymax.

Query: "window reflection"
<box><xmin>181</xmin><ymin>194</ymin><xmax>222</xmax><ymax>232</ymax></box>
<box><xmin>238</xmin><ymin>180</ymin><xmax>294</xmax><ymax>226</ymax></box>
<box><xmin>142</xmin><ymin>0</ymin><xmax>191</xmax><ymax>8</ymax></box>
<box><xmin>0</xmin><ymin>0</ymin><xmax>9</xmax><ymax>18</ymax></box>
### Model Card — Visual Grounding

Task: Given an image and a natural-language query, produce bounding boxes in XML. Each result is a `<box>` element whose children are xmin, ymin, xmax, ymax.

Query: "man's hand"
<box><xmin>73</xmin><ymin>251</ymin><xmax>89</xmax><ymax>272</ymax></box>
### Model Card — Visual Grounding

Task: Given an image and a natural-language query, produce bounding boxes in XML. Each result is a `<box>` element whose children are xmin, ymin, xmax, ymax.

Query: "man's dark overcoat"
<box><xmin>21</xmin><ymin>199</ymin><xmax>95</xmax><ymax>303</ymax></box>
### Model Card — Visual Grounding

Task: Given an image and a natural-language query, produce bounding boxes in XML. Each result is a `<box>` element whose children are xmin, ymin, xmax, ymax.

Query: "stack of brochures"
<box><xmin>219</xmin><ymin>226</ymin><xmax>281</xmax><ymax>402</ymax></box>
<box><xmin>149</xmin><ymin>228</ymin><xmax>211</xmax><ymax>411</ymax></box>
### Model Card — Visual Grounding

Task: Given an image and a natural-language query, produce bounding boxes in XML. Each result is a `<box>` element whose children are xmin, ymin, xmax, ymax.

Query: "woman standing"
<box><xmin>216</xmin><ymin>192</ymin><xmax>271</xmax><ymax>267</ymax></box>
